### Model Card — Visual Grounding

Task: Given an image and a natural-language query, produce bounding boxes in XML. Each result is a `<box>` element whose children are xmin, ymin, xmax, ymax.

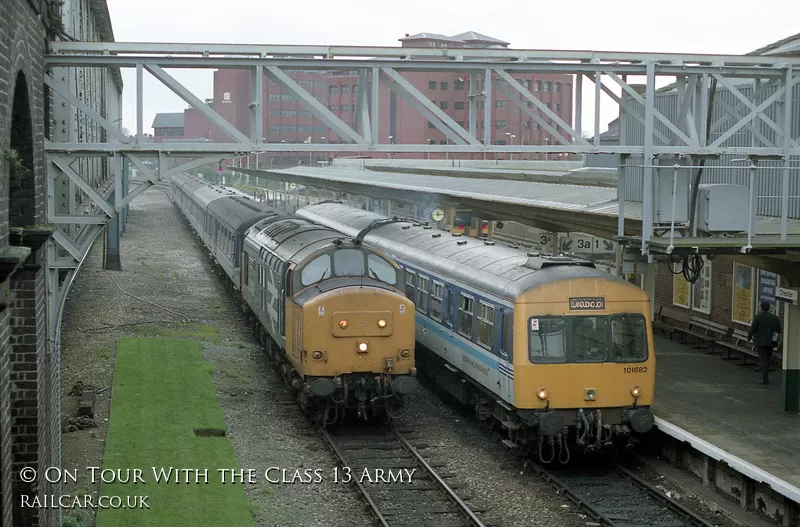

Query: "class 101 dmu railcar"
<box><xmin>170</xmin><ymin>174</ymin><xmax>417</xmax><ymax>424</ymax></box>
<box><xmin>297</xmin><ymin>203</ymin><xmax>656</xmax><ymax>463</ymax></box>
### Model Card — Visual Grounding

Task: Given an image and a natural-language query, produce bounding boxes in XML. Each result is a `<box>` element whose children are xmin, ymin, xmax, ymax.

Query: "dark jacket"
<box><xmin>749</xmin><ymin>310</ymin><xmax>781</xmax><ymax>347</ymax></box>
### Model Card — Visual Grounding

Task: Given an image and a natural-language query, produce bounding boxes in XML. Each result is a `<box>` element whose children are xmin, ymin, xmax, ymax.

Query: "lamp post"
<box><xmin>506</xmin><ymin>132</ymin><xmax>515</xmax><ymax>161</ymax></box>
<box><xmin>388</xmin><ymin>135</ymin><xmax>393</xmax><ymax>159</ymax></box>
<box><xmin>320</xmin><ymin>137</ymin><xmax>326</xmax><ymax>166</ymax></box>
<box><xmin>544</xmin><ymin>137</ymin><xmax>549</xmax><ymax>161</ymax></box>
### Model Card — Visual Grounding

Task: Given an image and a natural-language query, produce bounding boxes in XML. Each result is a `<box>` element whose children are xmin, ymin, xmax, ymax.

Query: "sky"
<box><xmin>105</xmin><ymin>0</ymin><xmax>800</xmax><ymax>138</ymax></box>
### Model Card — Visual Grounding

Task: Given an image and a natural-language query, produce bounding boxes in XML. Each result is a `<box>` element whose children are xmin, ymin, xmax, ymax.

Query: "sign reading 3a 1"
<box><xmin>559</xmin><ymin>234</ymin><xmax>615</xmax><ymax>254</ymax></box>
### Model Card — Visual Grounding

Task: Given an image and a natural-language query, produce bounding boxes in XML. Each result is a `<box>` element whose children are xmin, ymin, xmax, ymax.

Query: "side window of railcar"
<box><xmin>416</xmin><ymin>276</ymin><xmax>429</xmax><ymax>313</ymax></box>
<box><xmin>404</xmin><ymin>270</ymin><xmax>416</xmax><ymax>299</ymax></box>
<box><xmin>333</xmin><ymin>249</ymin><xmax>365</xmax><ymax>276</ymax></box>
<box><xmin>430</xmin><ymin>282</ymin><xmax>444</xmax><ymax>321</ymax></box>
<box><xmin>367</xmin><ymin>254</ymin><xmax>397</xmax><ymax>285</ymax></box>
<box><xmin>572</xmin><ymin>317</ymin><xmax>609</xmax><ymax>363</ymax></box>
<box><xmin>458</xmin><ymin>293</ymin><xmax>474</xmax><ymax>339</ymax></box>
<box><xmin>476</xmin><ymin>301</ymin><xmax>494</xmax><ymax>350</ymax></box>
<box><xmin>528</xmin><ymin>317</ymin><xmax>567</xmax><ymax>363</ymax></box>
<box><xmin>611</xmin><ymin>315</ymin><xmax>647</xmax><ymax>362</ymax></box>
<box><xmin>243</xmin><ymin>252</ymin><xmax>249</xmax><ymax>285</ymax></box>
<box><xmin>301</xmin><ymin>254</ymin><xmax>332</xmax><ymax>286</ymax></box>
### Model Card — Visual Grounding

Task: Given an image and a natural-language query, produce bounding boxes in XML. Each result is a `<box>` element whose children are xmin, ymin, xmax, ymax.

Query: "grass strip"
<box><xmin>97</xmin><ymin>337</ymin><xmax>254</xmax><ymax>527</ymax></box>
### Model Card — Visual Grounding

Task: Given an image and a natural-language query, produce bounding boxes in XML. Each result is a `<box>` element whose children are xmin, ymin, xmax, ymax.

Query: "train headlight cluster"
<box><xmin>377</xmin><ymin>319</ymin><xmax>387</xmax><ymax>328</ymax></box>
<box><xmin>630</xmin><ymin>385</ymin><xmax>642</xmax><ymax>398</ymax></box>
<box><xmin>339</xmin><ymin>320</ymin><xmax>348</xmax><ymax>329</ymax></box>
<box><xmin>536</xmin><ymin>386</ymin><xmax>549</xmax><ymax>400</ymax></box>
<box><xmin>358</xmin><ymin>342</ymin><xmax>369</xmax><ymax>353</ymax></box>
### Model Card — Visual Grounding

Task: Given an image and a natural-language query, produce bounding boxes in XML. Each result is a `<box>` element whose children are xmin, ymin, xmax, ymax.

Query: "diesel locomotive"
<box><xmin>296</xmin><ymin>203</ymin><xmax>656</xmax><ymax>462</ymax></box>
<box><xmin>170</xmin><ymin>174</ymin><xmax>417</xmax><ymax>424</ymax></box>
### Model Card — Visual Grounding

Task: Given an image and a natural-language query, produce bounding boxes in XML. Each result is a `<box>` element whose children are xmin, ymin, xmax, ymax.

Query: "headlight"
<box><xmin>358</xmin><ymin>342</ymin><xmax>368</xmax><ymax>352</ymax></box>
<box><xmin>630</xmin><ymin>385</ymin><xmax>642</xmax><ymax>397</ymax></box>
<box><xmin>378</xmin><ymin>319</ymin><xmax>387</xmax><ymax>328</ymax></box>
<box><xmin>536</xmin><ymin>386</ymin><xmax>549</xmax><ymax>400</ymax></box>
<box><xmin>339</xmin><ymin>320</ymin><xmax>348</xmax><ymax>329</ymax></box>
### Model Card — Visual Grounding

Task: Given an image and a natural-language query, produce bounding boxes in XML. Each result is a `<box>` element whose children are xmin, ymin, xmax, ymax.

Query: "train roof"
<box><xmin>207</xmin><ymin>196</ymin><xmax>277</xmax><ymax>236</ymax></box>
<box><xmin>297</xmin><ymin>203</ymin><xmax>628</xmax><ymax>300</ymax></box>
<box><xmin>245</xmin><ymin>216</ymin><xmax>349</xmax><ymax>264</ymax></box>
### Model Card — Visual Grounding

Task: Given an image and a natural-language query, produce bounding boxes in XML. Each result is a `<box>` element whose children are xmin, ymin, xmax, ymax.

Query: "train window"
<box><xmin>301</xmin><ymin>254</ymin><xmax>331</xmax><ymax>286</ymax></box>
<box><xmin>416</xmin><ymin>276</ymin><xmax>429</xmax><ymax>313</ymax></box>
<box><xmin>529</xmin><ymin>318</ymin><xmax>567</xmax><ymax>363</ymax></box>
<box><xmin>333</xmin><ymin>249</ymin><xmax>365</xmax><ymax>277</ymax></box>
<box><xmin>477</xmin><ymin>302</ymin><xmax>494</xmax><ymax>350</ymax></box>
<box><xmin>430</xmin><ymin>282</ymin><xmax>444</xmax><ymax>321</ymax></box>
<box><xmin>571</xmin><ymin>317</ymin><xmax>609</xmax><ymax>363</ymax></box>
<box><xmin>611</xmin><ymin>315</ymin><xmax>647</xmax><ymax>362</ymax></box>
<box><xmin>405</xmin><ymin>270</ymin><xmax>416</xmax><ymax>298</ymax></box>
<box><xmin>367</xmin><ymin>254</ymin><xmax>397</xmax><ymax>285</ymax></box>
<box><xmin>243</xmin><ymin>252</ymin><xmax>249</xmax><ymax>285</ymax></box>
<box><xmin>458</xmin><ymin>293</ymin><xmax>474</xmax><ymax>338</ymax></box>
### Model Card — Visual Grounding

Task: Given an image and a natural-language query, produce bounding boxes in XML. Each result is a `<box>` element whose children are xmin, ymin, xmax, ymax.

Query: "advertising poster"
<box><xmin>732</xmin><ymin>262</ymin><xmax>754</xmax><ymax>325</ymax></box>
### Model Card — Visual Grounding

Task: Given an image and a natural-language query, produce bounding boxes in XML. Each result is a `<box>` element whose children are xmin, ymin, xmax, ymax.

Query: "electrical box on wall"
<box><xmin>696</xmin><ymin>184</ymin><xmax>750</xmax><ymax>232</ymax></box>
<box><xmin>653</xmin><ymin>155</ymin><xmax>691</xmax><ymax>225</ymax></box>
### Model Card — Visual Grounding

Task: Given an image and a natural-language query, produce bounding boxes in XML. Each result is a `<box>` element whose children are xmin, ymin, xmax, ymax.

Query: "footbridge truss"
<box><xmin>44</xmin><ymin>41</ymin><xmax>800</xmax><ymax>353</ymax></box>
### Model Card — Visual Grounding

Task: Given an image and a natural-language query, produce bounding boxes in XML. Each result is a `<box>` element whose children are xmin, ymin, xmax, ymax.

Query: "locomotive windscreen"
<box><xmin>528</xmin><ymin>315</ymin><xmax>647</xmax><ymax>364</ymax></box>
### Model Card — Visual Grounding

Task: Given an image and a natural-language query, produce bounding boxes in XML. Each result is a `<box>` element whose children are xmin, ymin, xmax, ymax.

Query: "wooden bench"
<box><xmin>681</xmin><ymin>316</ymin><xmax>730</xmax><ymax>353</ymax></box>
<box><xmin>716</xmin><ymin>328</ymin><xmax>759</xmax><ymax>364</ymax></box>
<box><xmin>652</xmin><ymin>305</ymin><xmax>692</xmax><ymax>339</ymax></box>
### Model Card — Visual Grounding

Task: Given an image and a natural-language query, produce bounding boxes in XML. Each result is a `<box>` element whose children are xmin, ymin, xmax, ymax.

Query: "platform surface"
<box><xmin>652</xmin><ymin>334</ymin><xmax>800</xmax><ymax>488</ymax></box>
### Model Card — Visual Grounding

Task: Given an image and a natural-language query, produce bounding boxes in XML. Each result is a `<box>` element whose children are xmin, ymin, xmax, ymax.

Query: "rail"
<box><xmin>533</xmin><ymin>461</ymin><xmax>716</xmax><ymax>527</ymax></box>
<box><xmin>317</xmin><ymin>423</ymin><xmax>488</xmax><ymax>527</ymax></box>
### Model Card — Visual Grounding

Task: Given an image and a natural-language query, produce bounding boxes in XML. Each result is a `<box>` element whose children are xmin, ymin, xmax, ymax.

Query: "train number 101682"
<box><xmin>623</xmin><ymin>366</ymin><xmax>647</xmax><ymax>374</ymax></box>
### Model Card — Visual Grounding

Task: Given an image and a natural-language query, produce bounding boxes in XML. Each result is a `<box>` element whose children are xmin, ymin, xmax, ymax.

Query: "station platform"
<box><xmin>652</xmin><ymin>333</ymin><xmax>800</xmax><ymax>489</ymax></box>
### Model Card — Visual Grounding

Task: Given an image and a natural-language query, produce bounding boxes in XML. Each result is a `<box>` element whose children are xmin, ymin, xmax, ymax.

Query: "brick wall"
<box><xmin>653</xmin><ymin>256</ymin><xmax>749</xmax><ymax>329</ymax></box>
<box><xmin>1</xmin><ymin>1</ymin><xmax>53</xmax><ymax>526</ymax></box>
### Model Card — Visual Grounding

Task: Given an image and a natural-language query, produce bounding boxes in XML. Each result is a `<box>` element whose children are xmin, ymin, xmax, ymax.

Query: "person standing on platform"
<box><xmin>748</xmin><ymin>302</ymin><xmax>781</xmax><ymax>385</ymax></box>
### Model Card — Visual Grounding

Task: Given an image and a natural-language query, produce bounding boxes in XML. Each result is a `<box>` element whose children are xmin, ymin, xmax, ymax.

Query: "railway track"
<box><xmin>318</xmin><ymin>423</ymin><xmax>495</xmax><ymax>527</ymax></box>
<box><xmin>532</xmin><ymin>461</ymin><xmax>717</xmax><ymax>527</ymax></box>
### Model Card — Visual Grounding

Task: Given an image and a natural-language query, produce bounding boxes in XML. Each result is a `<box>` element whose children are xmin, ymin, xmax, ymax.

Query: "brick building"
<box><xmin>155</xmin><ymin>31</ymin><xmax>574</xmax><ymax>153</ymax></box>
<box><xmin>1</xmin><ymin>1</ymin><xmax>62</xmax><ymax>526</ymax></box>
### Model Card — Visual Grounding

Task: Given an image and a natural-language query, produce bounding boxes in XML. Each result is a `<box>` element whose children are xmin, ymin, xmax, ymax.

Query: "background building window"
<box><xmin>341</xmin><ymin>85</ymin><xmax>351</xmax><ymax>94</ymax></box>
<box><xmin>428</xmin><ymin>121</ymin><xmax>436</xmax><ymax>129</ymax></box>
<box><xmin>440</xmin><ymin>101</ymin><xmax>448</xmax><ymax>110</ymax></box>
<box><xmin>328</xmin><ymin>85</ymin><xmax>338</xmax><ymax>94</ymax></box>
<box><xmin>429</xmin><ymin>80</ymin><xmax>437</xmax><ymax>89</ymax></box>
<box><xmin>495</xmin><ymin>120</ymin><xmax>507</xmax><ymax>129</ymax></box>
<box><xmin>454</xmin><ymin>79</ymin><xmax>464</xmax><ymax>90</ymax></box>
<box><xmin>495</xmin><ymin>100</ymin><xmax>508</xmax><ymax>109</ymax></box>
<box><xmin>440</xmin><ymin>81</ymin><xmax>448</xmax><ymax>90</ymax></box>
<box><xmin>454</xmin><ymin>101</ymin><xmax>465</xmax><ymax>110</ymax></box>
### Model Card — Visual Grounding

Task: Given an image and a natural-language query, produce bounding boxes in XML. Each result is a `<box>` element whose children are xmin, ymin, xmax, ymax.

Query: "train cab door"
<box><xmin>497</xmin><ymin>308</ymin><xmax>514</xmax><ymax>403</ymax></box>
